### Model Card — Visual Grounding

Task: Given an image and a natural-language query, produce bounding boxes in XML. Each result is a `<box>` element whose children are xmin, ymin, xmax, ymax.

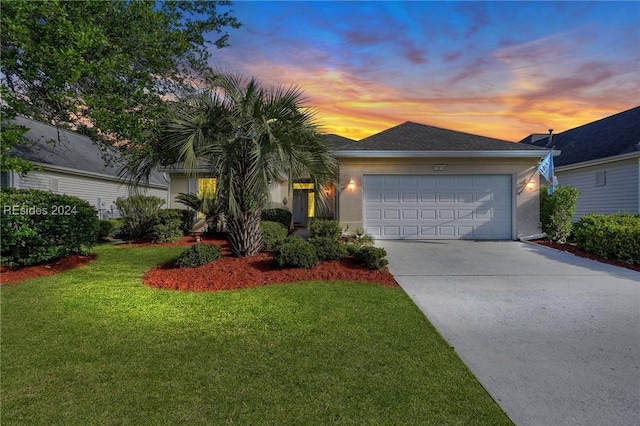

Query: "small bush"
<box><xmin>1</xmin><ymin>188</ymin><xmax>99</xmax><ymax>267</ymax></box>
<box><xmin>175</xmin><ymin>243</ymin><xmax>222</xmax><ymax>268</ymax></box>
<box><xmin>309</xmin><ymin>218</ymin><xmax>342</xmax><ymax>239</ymax></box>
<box><xmin>346</xmin><ymin>227</ymin><xmax>375</xmax><ymax>246</ymax></box>
<box><xmin>274</xmin><ymin>237</ymin><xmax>319</xmax><ymax>269</ymax></box>
<box><xmin>309</xmin><ymin>236</ymin><xmax>348</xmax><ymax>261</ymax></box>
<box><xmin>151</xmin><ymin>219</ymin><xmax>183</xmax><ymax>243</ymax></box>
<box><xmin>353</xmin><ymin>246</ymin><xmax>389</xmax><ymax>270</ymax></box>
<box><xmin>261</xmin><ymin>208</ymin><xmax>292</xmax><ymax>230</ymax></box>
<box><xmin>115</xmin><ymin>194</ymin><xmax>165</xmax><ymax>239</ymax></box>
<box><xmin>158</xmin><ymin>209</ymin><xmax>195</xmax><ymax>235</ymax></box>
<box><xmin>573</xmin><ymin>213</ymin><xmax>640</xmax><ymax>265</ymax></box>
<box><xmin>98</xmin><ymin>219</ymin><xmax>122</xmax><ymax>240</ymax></box>
<box><xmin>540</xmin><ymin>185</ymin><xmax>580</xmax><ymax>242</ymax></box>
<box><xmin>260</xmin><ymin>220</ymin><xmax>288</xmax><ymax>251</ymax></box>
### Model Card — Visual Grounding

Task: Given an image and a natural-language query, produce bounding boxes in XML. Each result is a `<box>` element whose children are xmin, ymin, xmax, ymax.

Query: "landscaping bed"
<box><xmin>0</xmin><ymin>254</ymin><xmax>96</xmax><ymax>285</ymax></box>
<box><xmin>142</xmin><ymin>235</ymin><xmax>398</xmax><ymax>291</ymax></box>
<box><xmin>531</xmin><ymin>240</ymin><xmax>640</xmax><ymax>272</ymax></box>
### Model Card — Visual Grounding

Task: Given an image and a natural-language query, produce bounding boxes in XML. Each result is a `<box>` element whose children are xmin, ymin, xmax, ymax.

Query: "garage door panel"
<box><xmin>364</xmin><ymin>174</ymin><xmax>512</xmax><ymax>240</ymax></box>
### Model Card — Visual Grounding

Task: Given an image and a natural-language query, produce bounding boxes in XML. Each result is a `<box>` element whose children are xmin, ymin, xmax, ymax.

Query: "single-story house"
<box><xmin>2</xmin><ymin>117</ymin><xmax>169</xmax><ymax>218</ymax></box>
<box><xmin>165</xmin><ymin>122</ymin><xmax>551</xmax><ymax>240</ymax></box>
<box><xmin>521</xmin><ymin>106</ymin><xmax>640</xmax><ymax>220</ymax></box>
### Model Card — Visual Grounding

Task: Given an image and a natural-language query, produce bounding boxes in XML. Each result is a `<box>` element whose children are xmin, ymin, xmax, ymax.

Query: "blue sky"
<box><xmin>211</xmin><ymin>1</ymin><xmax>640</xmax><ymax>141</ymax></box>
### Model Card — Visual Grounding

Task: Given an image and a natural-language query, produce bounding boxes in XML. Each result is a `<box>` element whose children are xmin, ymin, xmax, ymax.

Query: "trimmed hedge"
<box><xmin>175</xmin><ymin>243</ymin><xmax>222</xmax><ymax>268</ymax></box>
<box><xmin>540</xmin><ymin>185</ymin><xmax>580</xmax><ymax>242</ymax></box>
<box><xmin>309</xmin><ymin>236</ymin><xmax>348</xmax><ymax>261</ymax></box>
<box><xmin>98</xmin><ymin>219</ymin><xmax>122</xmax><ymax>240</ymax></box>
<box><xmin>260</xmin><ymin>220</ymin><xmax>288</xmax><ymax>251</ymax></box>
<box><xmin>309</xmin><ymin>218</ymin><xmax>342</xmax><ymax>239</ymax></box>
<box><xmin>261</xmin><ymin>208</ymin><xmax>292</xmax><ymax>230</ymax></box>
<box><xmin>273</xmin><ymin>236</ymin><xmax>319</xmax><ymax>269</ymax></box>
<box><xmin>573</xmin><ymin>213</ymin><xmax>640</xmax><ymax>265</ymax></box>
<box><xmin>353</xmin><ymin>246</ymin><xmax>389</xmax><ymax>270</ymax></box>
<box><xmin>1</xmin><ymin>188</ymin><xmax>99</xmax><ymax>267</ymax></box>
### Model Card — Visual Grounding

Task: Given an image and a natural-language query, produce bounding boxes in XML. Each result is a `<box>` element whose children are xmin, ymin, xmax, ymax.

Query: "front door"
<box><xmin>293</xmin><ymin>190</ymin><xmax>308</xmax><ymax>225</ymax></box>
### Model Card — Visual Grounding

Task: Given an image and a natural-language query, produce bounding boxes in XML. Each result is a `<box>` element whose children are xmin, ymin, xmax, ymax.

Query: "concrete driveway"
<box><xmin>379</xmin><ymin>240</ymin><xmax>640</xmax><ymax>426</ymax></box>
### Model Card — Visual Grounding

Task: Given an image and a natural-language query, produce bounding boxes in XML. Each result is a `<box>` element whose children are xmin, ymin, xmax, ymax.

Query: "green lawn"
<box><xmin>1</xmin><ymin>244</ymin><xmax>511</xmax><ymax>425</ymax></box>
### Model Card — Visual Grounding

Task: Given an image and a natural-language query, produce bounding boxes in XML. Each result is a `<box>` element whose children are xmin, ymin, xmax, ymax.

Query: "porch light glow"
<box><xmin>526</xmin><ymin>180</ymin><xmax>536</xmax><ymax>191</ymax></box>
<box><xmin>348</xmin><ymin>179</ymin><xmax>356</xmax><ymax>191</ymax></box>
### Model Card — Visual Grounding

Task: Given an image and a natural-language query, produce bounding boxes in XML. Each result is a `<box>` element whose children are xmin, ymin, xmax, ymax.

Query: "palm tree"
<box><xmin>133</xmin><ymin>73</ymin><xmax>337</xmax><ymax>257</ymax></box>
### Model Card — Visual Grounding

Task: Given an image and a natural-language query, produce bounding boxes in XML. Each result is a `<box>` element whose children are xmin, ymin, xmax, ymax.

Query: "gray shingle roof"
<box><xmin>337</xmin><ymin>121</ymin><xmax>544</xmax><ymax>151</ymax></box>
<box><xmin>520</xmin><ymin>106</ymin><xmax>640</xmax><ymax>167</ymax></box>
<box><xmin>325</xmin><ymin>134</ymin><xmax>356</xmax><ymax>150</ymax></box>
<box><xmin>10</xmin><ymin>117</ymin><xmax>167</xmax><ymax>187</ymax></box>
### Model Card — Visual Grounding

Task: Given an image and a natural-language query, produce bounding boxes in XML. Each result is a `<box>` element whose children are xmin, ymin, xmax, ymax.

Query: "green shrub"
<box><xmin>261</xmin><ymin>208</ymin><xmax>292</xmax><ymax>230</ymax></box>
<box><xmin>175</xmin><ymin>243</ymin><xmax>222</xmax><ymax>268</ymax></box>
<box><xmin>573</xmin><ymin>213</ymin><xmax>640</xmax><ymax>265</ymax></box>
<box><xmin>260</xmin><ymin>220</ymin><xmax>288</xmax><ymax>251</ymax></box>
<box><xmin>273</xmin><ymin>237</ymin><xmax>319</xmax><ymax>269</ymax></box>
<box><xmin>1</xmin><ymin>188</ymin><xmax>99</xmax><ymax>267</ymax></box>
<box><xmin>309</xmin><ymin>218</ymin><xmax>342</xmax><ymax>239</ymax></box>
<box><xmin>158</xmin><ymin>208</ymin><xmax>195</xmax><ymax>236</ymax></box>
<box><xmin>98</xmin><ymin>219</ymin><xmax>122</xmax><ymax>240</ymax></box>
<box><xmin>115</xmin><ymin>194</ymin><xmax>165</xmax><ymax>239</ymax></box>
<box><xmin>540</xmin><ymin>185</ymin><xmax>580</xmax><ymax>242</ymax></box>
<box><xmin>149</xmin><ymin>209</ymin><xmax>192</xmax><ymax>243</ymax></box>
<box><xmin>309</xmin><ymin>236</ymin><xmax>348</xmax><ymax>261</ymax></box>
<box><xmin>346</xmin><ymin>227</ymin><xmax>375</xmax><ymax>246</ymax></box>
<box><xmin>353</xmin><ymin>246</ymin><xmax>389</xmax><ymax>270</ymax></box>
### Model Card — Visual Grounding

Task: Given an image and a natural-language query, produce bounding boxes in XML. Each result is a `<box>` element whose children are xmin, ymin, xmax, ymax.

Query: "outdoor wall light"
<box><xmin>526</xmin><ymin>180</ymin><xmax>536</xmax><ymax>191</ymax></box>
<box><xmin>348</xmin><ymin>179</ymin><xmax>356</xmax><ymax>191</ymax></box>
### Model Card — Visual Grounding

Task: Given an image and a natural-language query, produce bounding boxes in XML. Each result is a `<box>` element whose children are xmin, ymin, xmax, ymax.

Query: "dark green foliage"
<box><xmin>573</xmin><ymin>213</ymin><xmax>640</xmax><ymax>265</ymax></box>
<box><xmin>1</xmin><ymin>1</ymin><xmax>240</xmax><ymax>173</ymax></box>
<box><xmin>260</xmin><ymin>220</ymin><xmax>288</xmax><ymax>251</ymax></box>
<box><xmin>353</xmin><ymin>246</ymin><xmax>389</xmax><ymax>270</ymax></box>
<box><xmin>114</xmin><ymin>195</ymin><xmax>165</xmax><ymax>239</ymax></box>
<box><xmin>0</xmin><ymin>188</ymin><xmax>98</xmax><ymax>266</ymax></box>
<box><xmin>274</xmin><ymin>237</ymin><xmax>319</xmax><ymax>269</ymax></box>
<box><xmin>175</xmin><ymin>243</ymin><xmax>222</xmax><ymax>268</ymax></box>
<box><xmin>309</xmin><ymin>237</ymin><xmax>348</xmax><ymax>261</ymax></box>
<box><xmin>98</xmin><ymin>219</ymin><xmax>122</xmax><ymax>240</ymax></box>
<box><xmin>309</xmin><ymin>218</ymin><xmax>342</xmax><ymax>239</ymax></box>
<box><xmin>155</xmin><ymin>209</ymin><xmax>194</xmax><ymax>236</ymax></box>
<box><xmin>261</xmin><ymin>208</ymin><xmax>292</xmax><ymax>230</ymax></box>
<box><xmin>540</xmin><ymin>185</ymin><xmax>581</xmax><ymax>242</ymax></box>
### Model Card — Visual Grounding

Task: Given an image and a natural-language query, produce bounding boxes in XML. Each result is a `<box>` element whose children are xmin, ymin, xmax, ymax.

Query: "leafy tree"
<box><xmin>0</xmin><ymin>0</ymin><xmax>240</xmax><ymax>172</ymax></box>
<box><xmin>133</xmin><ymin>73</ymin><xmax>338</xmax><ymax>257</ymax></box>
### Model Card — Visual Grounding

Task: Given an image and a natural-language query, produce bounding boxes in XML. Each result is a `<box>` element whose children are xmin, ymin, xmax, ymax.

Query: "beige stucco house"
<box><xmin>165</xmin><ymin>121</ymin><xmax>552</xmax><ymax>240</ymax></box>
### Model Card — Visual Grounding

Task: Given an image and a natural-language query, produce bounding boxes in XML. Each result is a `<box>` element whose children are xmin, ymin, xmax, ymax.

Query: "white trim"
<box><xmin>555</xmin><ymin>151</ymin><xmax>640</xmax><ymax>172</ymax></box>
<box><xmin>336</xmin><ymin>150</ymin><xmax>553</xmax><ymax>158</ymax></box>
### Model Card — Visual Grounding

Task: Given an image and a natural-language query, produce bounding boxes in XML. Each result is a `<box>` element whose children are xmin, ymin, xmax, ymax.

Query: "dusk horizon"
<box><xmin>210</xmin><ymin>1</ymin><xmax>639</xmax><ymax>142</ymax></box>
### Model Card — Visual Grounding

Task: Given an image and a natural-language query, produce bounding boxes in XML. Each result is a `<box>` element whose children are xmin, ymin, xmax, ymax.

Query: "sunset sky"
<box><xmin>211</xmin><ymin>1</ymin><xmax>639</xmax><ymax>141</ymax></box>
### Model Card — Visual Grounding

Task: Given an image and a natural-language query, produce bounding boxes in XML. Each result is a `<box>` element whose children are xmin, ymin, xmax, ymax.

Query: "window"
<box><xmin>198</xmin><ymin>178</ymin><xmax>217</xmax><ymax>198</ymax></box>
<box><xmin>595</xmin><ymin>171</ymin><xmax>606</xmax><ymax>186</ymax></box>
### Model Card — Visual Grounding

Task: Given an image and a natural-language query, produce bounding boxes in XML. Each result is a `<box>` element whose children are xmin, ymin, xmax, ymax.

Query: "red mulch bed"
<box><xmin>531</xmin><ymin>240</ymin><xmax>640</xmax><ymax>272</ymax></box>
<box><xmin>142</xmin><ymin>236</ymin><xmax>399</xmax><ymax>291</ymax></box>
<box><xmin>0</xmin><ymin>235</ymin><xmax>398</xmax><ymax>290</ymax></box>
<box><xmin>0</xmin><ymin>254</ymin><xmax>97</xmax><ymax>285</ymax></box>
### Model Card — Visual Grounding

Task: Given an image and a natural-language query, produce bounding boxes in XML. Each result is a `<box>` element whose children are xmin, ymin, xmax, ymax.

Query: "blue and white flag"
<box><xmin>538</xmin><ymin>151</ymin><xmax>555</xmax><ymax>194</ymax></box>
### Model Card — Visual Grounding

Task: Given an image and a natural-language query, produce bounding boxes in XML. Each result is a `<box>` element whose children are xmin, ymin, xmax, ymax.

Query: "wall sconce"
<box><xmin>348</xmin><ymin>179</ymin><xmax>356</xmax><ymax>191</ymax></box>
<box><xmin>526</xmin><ymin>180</ymin><xmax>536</xmax><ymax>191</ymax></box>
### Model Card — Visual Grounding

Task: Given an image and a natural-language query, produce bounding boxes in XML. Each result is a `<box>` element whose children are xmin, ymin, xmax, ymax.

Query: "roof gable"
<box><xmin>338</xmin><ymin>121</ymin><xmax>543</xmax><ymax>152</ymax></box>
<box><xmin>10</xmin><ymin>117</ymin><xmax>167</xmax><ymax>187</ymax></box>
<box><xmin>521</xmin><ymin>106</ymin><xmax>640</xmax><ymax>167</ymax></box>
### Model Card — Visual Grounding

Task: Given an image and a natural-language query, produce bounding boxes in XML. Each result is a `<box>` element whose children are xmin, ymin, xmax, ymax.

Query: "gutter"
<box><xmin>554</xmin><ymin>151</ymin><xmax>640</xmax><ymax>172</ymax></box>
<box><xmin>335</xmin><ymin>150</ymin><xmax>555</xmax><ymax>158</ymax></box>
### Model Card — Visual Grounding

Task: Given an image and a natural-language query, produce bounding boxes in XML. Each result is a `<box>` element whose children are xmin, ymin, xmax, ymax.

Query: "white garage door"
<box><xmin>363</xmin><ymin>175</ymin><xmax>512</xmax><ymax>240</ymax></box>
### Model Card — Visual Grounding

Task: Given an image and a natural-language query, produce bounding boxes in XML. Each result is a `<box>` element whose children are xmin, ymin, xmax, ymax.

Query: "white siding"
<box><xmin>557</xmin><ymin>158</ymin><xmax>639</xmax><ymax>220</ymax></box>
<box><xmin>18</xmin><ymin>169</ymin><xmax>168</xmax><ymax>219</ymax></box>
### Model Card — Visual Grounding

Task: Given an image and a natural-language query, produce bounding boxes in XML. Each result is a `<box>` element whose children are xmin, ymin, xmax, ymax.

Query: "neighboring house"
<box><xmin>165</xmin><ymin>123</ymin><xmax>550</xmax><ymax>240</ymax></box>
<box><xmin>2</xmin><ymin>117</ymin><xmax>169</xmax><ymax>218</ymax></box>
<box><xmin>521</xmin><ymin>106</ymin><xmax>640</xmax><ymax>220</ymax></box>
